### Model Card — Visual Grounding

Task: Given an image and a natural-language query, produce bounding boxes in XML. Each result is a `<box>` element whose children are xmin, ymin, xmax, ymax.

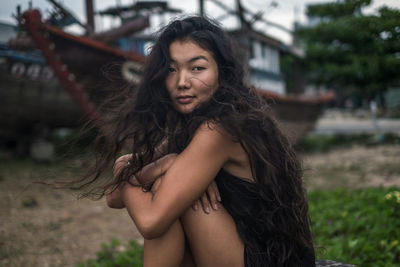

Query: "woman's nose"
<box><xmin>177</xmin><ymin>71</ymin><xmax>191</xmax><ymax>89</ymax></box>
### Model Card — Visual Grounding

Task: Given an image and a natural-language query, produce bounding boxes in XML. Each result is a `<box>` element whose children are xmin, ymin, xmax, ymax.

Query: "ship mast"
<box><xmin>199</xmin><ymin>0</ymin><xmax>204</xmax><ymax>16</ymax></box>
<box><xmin>85</xmin><ymin>0</ymin><xmax>95</xmax><ymax>34</ymax></box>
<box><xmin>235</xmin><ymin>0</ymin><xmax>249</xmax><ymax>30</ymax></box>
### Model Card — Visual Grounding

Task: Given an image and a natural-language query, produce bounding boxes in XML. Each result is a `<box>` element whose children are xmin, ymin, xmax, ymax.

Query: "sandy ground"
<box><xmin>0</xmin><ymin>158</ymin><xmax>142</xmax><ymax>267</ymax></box>
<box><xmin>302</xmin><ymin>144</ymin><xmax>400</xmax><ymax>190</ymax></box>
<box><xmin>1</xmin><ymin>144</ymin><xmax>399</xmax><ymax>266</ymax></box>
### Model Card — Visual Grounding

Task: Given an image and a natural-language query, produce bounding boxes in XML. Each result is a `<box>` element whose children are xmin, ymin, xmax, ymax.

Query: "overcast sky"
<box><xmin>1</xmin><ymin>0</ymin><xmax>399</xmax><ymax>44</ymax></box>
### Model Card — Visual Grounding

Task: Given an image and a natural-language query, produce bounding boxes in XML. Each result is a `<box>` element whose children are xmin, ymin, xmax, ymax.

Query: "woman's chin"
<box><xmin>174</xmin><ymin>104</ymin><xmax>196</xmax><ymax>114</ymax></box>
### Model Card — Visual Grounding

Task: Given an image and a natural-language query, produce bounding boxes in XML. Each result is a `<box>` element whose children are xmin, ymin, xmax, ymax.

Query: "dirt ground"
<box><xmin>1</xmin><ymin>144</ymin><xmax>399</xmax><ymax>267</ymax></box>
<box><xmin>302</xmin><ymin>144</ymin><xmax>400</xmax><ymax>190</ymax></box>
<box><xmin>0</xmin><ymin>157</ymin><xmax>142</xmax><ymax>267</ymax></box>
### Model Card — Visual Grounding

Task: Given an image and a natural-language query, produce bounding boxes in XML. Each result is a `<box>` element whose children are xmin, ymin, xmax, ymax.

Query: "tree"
<box><xmin>296</xmin><ymin>0</ymin><xmax>400</xmax><ymax>102</ymax></box>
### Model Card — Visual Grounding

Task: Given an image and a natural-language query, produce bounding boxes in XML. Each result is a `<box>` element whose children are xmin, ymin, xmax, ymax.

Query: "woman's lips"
<box><xmin>176</xmin><ymin>96</ymin><xmax>194</xmax><ymax>104</ymax></box>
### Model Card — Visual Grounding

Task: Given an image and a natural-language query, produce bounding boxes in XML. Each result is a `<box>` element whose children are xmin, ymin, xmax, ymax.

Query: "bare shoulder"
<box><xmin>192</xmin><ymin>121</ymin><xmax>237</xmax><ymax>147</ymax></box>
<box><xmin>188</xmin><ymin>121</ymin><xmax>246</xmax><ymax>166</ymax></box>
<box><xmin>195</xmin><ymin>122</ymin><xmax>253</xmax><ymax>180</ymax></box>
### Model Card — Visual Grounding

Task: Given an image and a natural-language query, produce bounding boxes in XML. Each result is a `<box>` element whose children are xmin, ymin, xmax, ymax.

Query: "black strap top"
<box><xmin>215</xmin><ymin>169</ymin><xmax>315</xmax><ymax>267</ymax></box>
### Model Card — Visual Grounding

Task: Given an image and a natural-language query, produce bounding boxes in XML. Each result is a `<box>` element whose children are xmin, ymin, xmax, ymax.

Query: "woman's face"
<box><xmin>165</xmin><ymin>39</ymin><xmax>219</xmax><ymax>114</ymax></box>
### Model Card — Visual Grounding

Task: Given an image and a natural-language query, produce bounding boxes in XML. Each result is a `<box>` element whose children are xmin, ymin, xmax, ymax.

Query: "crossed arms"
<box><xmin>106</xmin><ymin>123</ymin><xmax>231</xmax><ymax>239</ymax></box>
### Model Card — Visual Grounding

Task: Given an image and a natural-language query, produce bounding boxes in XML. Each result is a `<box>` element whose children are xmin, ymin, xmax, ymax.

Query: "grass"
<box><xmin>298</xmin><ymin>133</ymin><xmax>400</xmax><ymax>153</ymax></box>
<box><xmin>310</xmin><ymin>187</ymin><xmax>400</xmax><ymax>266</ymax></box>
<box><xmin>78</xmin><ymin>187</ymin><xmax>400</xmax><ymax>266</ymax></box>
<box><xmin>77</xmin><ymin>238</ymin><xmax>143</xmax><ymax>267</ymax></box>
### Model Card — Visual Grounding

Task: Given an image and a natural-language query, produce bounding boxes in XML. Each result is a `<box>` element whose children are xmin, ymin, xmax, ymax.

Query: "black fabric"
<box><xmin>215</xmin><ymin>168</ymin><xmax>315</xmax><ymax>267</ymax></box>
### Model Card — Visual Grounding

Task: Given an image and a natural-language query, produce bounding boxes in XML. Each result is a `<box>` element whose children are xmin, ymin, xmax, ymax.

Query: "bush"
<box><xmin>299</xmin><ymin>133</ymin><xmax>400</xmax><ymax>153</ymax></box>
<box><xmin>309</xmin><ymin>187</ymin><xmax>400</xmax><ymax>266</ymax></box>
<box><xmin>76</xmin><ymin>238</ymin><xmax>143</xmax><ymax>267</ymax></box>
<box><xmin>79</xmin><ymin>188</ymin><xmax>400</xmax><ymax>266</ymax></box>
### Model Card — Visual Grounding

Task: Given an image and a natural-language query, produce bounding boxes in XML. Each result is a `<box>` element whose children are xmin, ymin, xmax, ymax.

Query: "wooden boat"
<box><xmin>3</xmin><ymin>7</ymin><xmax>333</xmax><ymax>147</ymax></box>
<box><xmin>258</xmin><ymin>90</ymin><xmax>334</xmax><ymax>143</ymax></box>
<box><xmin>0</xmin><ymin>35</ymin><xmax>81</xmax><ymax>147</ymax></box>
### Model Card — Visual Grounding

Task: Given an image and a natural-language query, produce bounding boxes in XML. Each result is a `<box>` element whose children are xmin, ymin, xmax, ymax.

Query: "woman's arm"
<box><xmin>120</xmin><ymin>123</ymin><xmax>234</xmax><ymax>239</ymax></box>
<box><xmin>136</xmin><ymin>153</ymin><xmax>177</xmax><ymax>186</ymax></box>
<box><xmin>106</xmin><ymin>153</ymin><xmax>177</xmax><ymax>209</ymax></box>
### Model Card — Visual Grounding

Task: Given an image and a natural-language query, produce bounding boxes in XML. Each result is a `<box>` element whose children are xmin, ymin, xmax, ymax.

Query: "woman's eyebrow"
<box><xmin>170</xmin><ymin>55</ymin><xmax>209</xmax><ymax>64</ymax></box>
<box><xmin>188</xmin><ymin>56</ymin><xmax>209</xmax><ymax>63</ymax></box>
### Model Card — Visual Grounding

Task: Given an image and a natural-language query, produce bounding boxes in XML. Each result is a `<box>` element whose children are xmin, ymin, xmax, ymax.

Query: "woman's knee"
<box><xmin>180</xmin><ymin>205</ymin><xmax>244</xmax><ymax>267</ymax></box>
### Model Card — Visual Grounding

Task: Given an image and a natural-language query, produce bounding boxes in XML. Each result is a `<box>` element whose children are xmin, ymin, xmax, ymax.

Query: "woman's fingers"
<box><xmin>192</xmin><ymin>199</ymin><xmax>200</xmax><ymax>211</ymax></box>
<box><xmin>192</xmin><ymin>181</ymin><xmax>222</xmax><ymax>213</ymax></box>
<box><xmin>162</xmin><ymin>153</ymin><xmax>178</xmax><ymax>172</ymax></box>
<box><xmin>150</xmin><ymin>177</ymin><xmax>162</xmax><ymax>194</ymax></box>
<box><xmin>115</xmin><ymin>154</ymin><xmax>132</xmax><ymax>165</ymax></box>
<box><xmin>207</xmin><ymin>181</ymin><xmax>220</xmax><ymax>211</ymax></box>
<box><xmin>211</xmin><ymin>180</ymin><xmax>221</xmax><ymax>202</ymax></box>
<box><xmin>113</xmin><ymin>154</ymin><xmax>132</xmax><ymax>177</ymax></box>
<box><xmin>200</xmin><ymin>192</ymin><xmax>211</xmax><ymax>214</ymax></box>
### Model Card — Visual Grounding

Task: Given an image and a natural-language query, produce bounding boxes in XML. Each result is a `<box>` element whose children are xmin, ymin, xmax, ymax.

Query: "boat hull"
<box><xmin>2</xmin><ymin>9</ymin><xmax>333</xmax><ymax>147</ymax></box>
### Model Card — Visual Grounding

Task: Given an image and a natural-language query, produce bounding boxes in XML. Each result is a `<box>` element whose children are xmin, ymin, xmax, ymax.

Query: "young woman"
<box><xmin>89</xmin><ymin>16</ymin><xmax>315</xmax><ymax>266</ymax></box>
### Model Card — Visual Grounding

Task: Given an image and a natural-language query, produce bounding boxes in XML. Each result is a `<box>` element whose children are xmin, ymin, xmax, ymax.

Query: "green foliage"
<box><xmin>296</xmin><ymin>0</ymin><xmax>400</xmax><ymax>97</ymax></box>
<box><xmin>298</xmin><ymin>133</ymin><xmax>400</xmax><ymax>152</ymax></box>
<box><xmin>79</xmin><ymin>188</ymin><xmax>400</xmax><ymax>266</ymax></box>
<box><xmin>77</xmin><ymin>238</ymin><xmax>143</xmax><ymax>267</ymax></box>
<box><xmin>299</xmin><ymin>133</ymin><xmax>370</xmax><ymax>152</ymax></box>
<box><xmin>0</xmin><ymin>252</ymin><xmax>8</xmax><ymax>260</ymax></box>
<box><xmin>309</xmin><ymin>187</ymin><xmax>400</xmax><ymax>266</ymax></box>
<box><xmin>307</xmin><ymin>0</ymin><xmax>371</xmax><ymax>19</ymax></box>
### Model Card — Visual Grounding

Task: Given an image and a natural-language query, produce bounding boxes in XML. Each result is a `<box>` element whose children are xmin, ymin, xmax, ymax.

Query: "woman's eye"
<box><xmin>168</xmin><ymin>67</ymin><xmax>176</xmax><ymax>72</ymax></box>
<box><xmin>192</xmin><ymin>66</ymin><xmax>205</xmax><ymax>71</ymax></box>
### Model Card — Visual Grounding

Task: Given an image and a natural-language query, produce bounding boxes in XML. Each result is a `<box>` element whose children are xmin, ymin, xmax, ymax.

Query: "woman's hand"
<box><xmin>134</xmin><ymin>153</ymin><xmax>177</xmax><ymax>189</ymax></box>
<box><xmin>107</xmin><ymin>153</ymin><xmax>178</xmax><ymax>209</ymax></box>
<box><xmin>113</xmin><ymin>154</ymin><xmax>133</xmax><ymax>178</ymax></box>
<box><xmin>192</xmin><ymin>180</ymin><xmax>221</xmax><ymax>214</ymax></box>
<box><xmin>106</xmin><ymin>154</ymin><xmax>133</xmax><ymax>209</ymax></box>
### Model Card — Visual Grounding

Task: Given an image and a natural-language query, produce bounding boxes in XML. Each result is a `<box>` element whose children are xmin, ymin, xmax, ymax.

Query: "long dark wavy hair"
<box><xmin>75</xmin><ymin>16</ymin><xmax>314</xmax><ymax>266</ymax></box>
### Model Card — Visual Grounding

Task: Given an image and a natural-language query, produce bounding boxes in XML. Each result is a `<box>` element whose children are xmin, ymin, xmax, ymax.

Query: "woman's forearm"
<box><xmin>136</xmin><ymin>154</ymin><xmax>177</xmax><ymax>187</ymax></box>
<box><xmin>121</xmin><ymin>185</ymin><xmax>161</xmax><ymax>239</ymax></box>
<box><xmin>106</xmin><ymin>153</ymin><xmax>177</xmax><ymax>209</ymax></box>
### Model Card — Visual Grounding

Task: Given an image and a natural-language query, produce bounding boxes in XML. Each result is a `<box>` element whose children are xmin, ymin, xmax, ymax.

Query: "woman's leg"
<box><xmin>139</xmin><ymin>178</ymin><xmax>243</xmax><ymax>267</ymax></box>
<box><xmin>181</xmin><ymin>205</ymin><xmax>244</xmax><ymax>267</ymax></box>
<box><xmin>142</xmin><ymin>205</ymin><xmax>243</xmax><ymax>267</ymax></box>
<box><xmin>143</xmin><ymin>219</ymin><xmax>195</xmax><ymax>267</ymax></box>
<box><xmin>180</xmin><ymin>237</ymin><xmax>196</xmax><ymax>267</ymax></box>
<box><xmin>142</xmin><ymin>177</ymin><xmax>196</xmax><ymax>267</ymax></box>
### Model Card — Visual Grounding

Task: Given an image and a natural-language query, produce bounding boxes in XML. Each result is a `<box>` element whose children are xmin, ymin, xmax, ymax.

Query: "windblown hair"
<box><xmin>77</xmin><ymin>16</ymin><xmax>314</xmax><ymax>266</ymax></box>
